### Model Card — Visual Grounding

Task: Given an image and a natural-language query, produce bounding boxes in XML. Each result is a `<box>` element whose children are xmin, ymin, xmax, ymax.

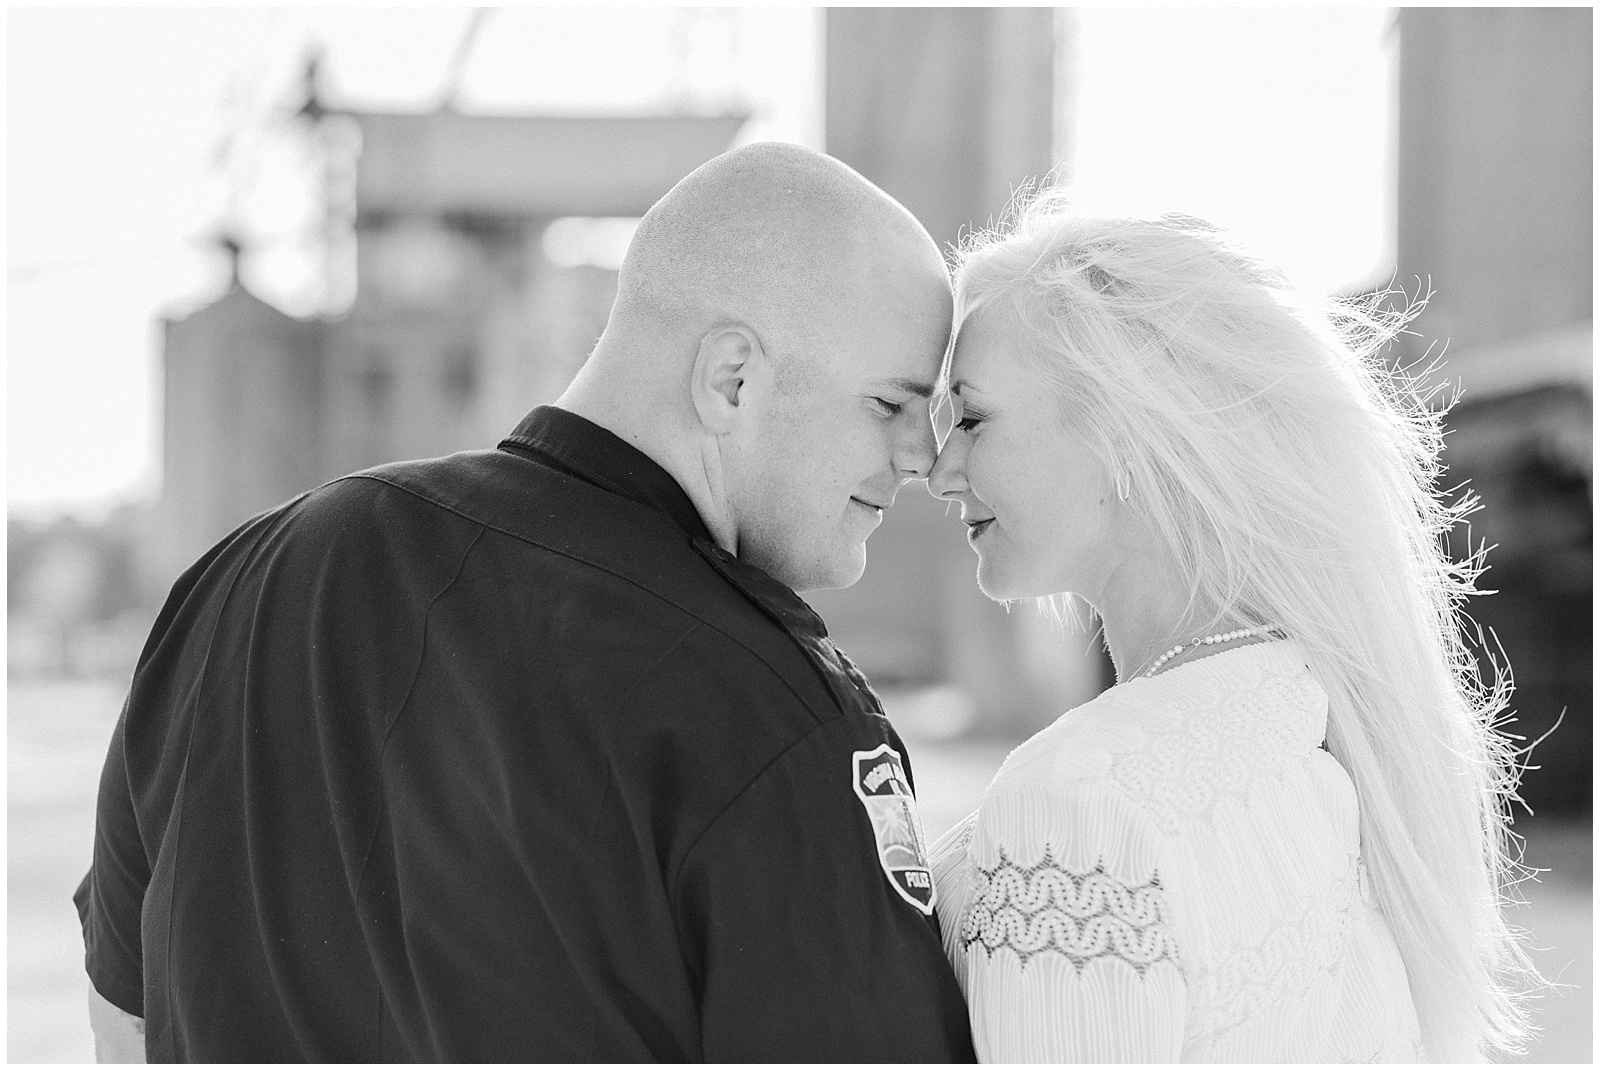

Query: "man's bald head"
<box><xmin>608</xmin><ymin>142</ymin><xmax>948</xmax><ymax>375</ymax></box>
<box><xmin>560</xmin><ymin>142</ymin><xmax>952</xmax><ymax>592</ymax></box>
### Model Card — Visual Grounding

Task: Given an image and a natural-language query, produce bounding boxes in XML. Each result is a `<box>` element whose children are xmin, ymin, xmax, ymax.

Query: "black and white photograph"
<box><xmin>8</xmin><ymin>6</ymin><xmax>1591</xmax><ymax>1062</ymax></box>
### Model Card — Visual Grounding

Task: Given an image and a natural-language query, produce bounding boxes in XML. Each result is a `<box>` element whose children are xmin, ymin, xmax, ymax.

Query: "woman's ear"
<box><xmin>691</xmin><ymin>323</ymin><xmax>762</xmax><ymax>435</ymax></box>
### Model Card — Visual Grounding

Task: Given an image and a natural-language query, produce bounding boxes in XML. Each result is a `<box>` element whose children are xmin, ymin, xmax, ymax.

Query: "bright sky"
<box><xmin>7</xmin><ymin>8</ymin><xmax>1393</xmax><ymax>519</ymax></box>
<box><xmin>1069</xmin><ymin>8</ymin><xmax>1394</xmax><ymax>295</ymax></box>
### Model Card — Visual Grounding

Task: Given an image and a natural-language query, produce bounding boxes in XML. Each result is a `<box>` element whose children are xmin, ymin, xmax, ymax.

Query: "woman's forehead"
<box><xmin>948</xmin><ymin>305</ymin><xmax>1022</xmax><ymax>379</ymax></box>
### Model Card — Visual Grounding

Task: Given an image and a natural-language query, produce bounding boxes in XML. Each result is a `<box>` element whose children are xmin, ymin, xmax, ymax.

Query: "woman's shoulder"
<box><xmin>967</xmin><ymin>685</ymin><xmax>1167</xmax><ymax>880</ymax></box>
<box><xmin>984</xmin><ymin>680</ymin><xmax>1145</xmax><ymax>794</ymax></box>
<box><xmin>975</xmin><ymin>640</ymin><xmax>1330</xmax><ymax>847</ymax></box>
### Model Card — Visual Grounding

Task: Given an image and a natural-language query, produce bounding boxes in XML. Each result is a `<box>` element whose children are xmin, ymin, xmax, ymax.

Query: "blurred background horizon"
<box><xmin>11</xmin><ymin>7</ymin><xmax>1402</xmax><ymax>523</ymax></box>
<box><xmin>8</xmin><ymin>6</ymin><xmax>1591</xmax><ymax>1063</ymax></box>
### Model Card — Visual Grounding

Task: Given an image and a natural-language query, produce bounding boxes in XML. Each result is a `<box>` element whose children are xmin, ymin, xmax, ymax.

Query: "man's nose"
<box><xmin>895</xmin><ymin>406</ymin><xmax>938</xmax><ymax>481</ymax></box>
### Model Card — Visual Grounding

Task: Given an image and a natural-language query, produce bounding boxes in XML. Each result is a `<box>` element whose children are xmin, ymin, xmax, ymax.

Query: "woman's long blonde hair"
<box><xmin>951</xmin><ymin>188</ymin><xmax>1533</xmax><ymax>1060</ymax></box>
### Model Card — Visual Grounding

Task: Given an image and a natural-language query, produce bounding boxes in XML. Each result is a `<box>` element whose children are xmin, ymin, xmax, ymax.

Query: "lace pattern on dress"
<box><xmin>1112</xmin><ymin>668</ymin><xmax>1323</xmax><ymax>834</ymax></box>
<box><xmin>1189</xmin><ymin>855</ymin><xmax>1360</xmax><ymax>1042</ymax></box>
<box><xmin>962</xmin><ymin>848</ymin><xmax>1181</xmax><ymax>974</ymax></box>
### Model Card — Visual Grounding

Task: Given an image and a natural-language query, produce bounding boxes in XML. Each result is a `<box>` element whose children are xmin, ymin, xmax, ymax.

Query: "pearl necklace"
<box><xmin>1143</xmin><ymin>625</ymin><xmax>1276</xmax><ymax>678</ymax></box>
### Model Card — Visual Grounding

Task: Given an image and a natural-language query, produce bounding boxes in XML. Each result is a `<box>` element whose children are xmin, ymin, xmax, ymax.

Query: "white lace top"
<box><xmin>930</xmin><ymin>640</ymin><xmax>1425</xmax><ymax>1062</ymax></box>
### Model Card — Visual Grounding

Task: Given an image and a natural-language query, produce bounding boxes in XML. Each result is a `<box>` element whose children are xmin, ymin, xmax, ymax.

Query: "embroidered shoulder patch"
<box><xmin>852</xmin><ymin>744</ymin><xmax>936</xmax><ymax>914</ymax></box>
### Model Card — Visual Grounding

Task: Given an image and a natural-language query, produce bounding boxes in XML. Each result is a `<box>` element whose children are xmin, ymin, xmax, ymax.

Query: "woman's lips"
<box><xmin>966</xmin><ymin>517</ymin><xmax>995</xmax><ymax>540</ymax></box>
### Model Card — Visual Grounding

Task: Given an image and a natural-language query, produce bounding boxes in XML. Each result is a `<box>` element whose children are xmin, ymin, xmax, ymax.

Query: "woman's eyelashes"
<box><xmin>869</xmin><ymin>396</ymin><xmax>904</xmax><ymax>417</ymax></box>
<box><xmin>954</xmin><ymin>406</ymin><xmax>986</xmax><ymax>432</ymax></box>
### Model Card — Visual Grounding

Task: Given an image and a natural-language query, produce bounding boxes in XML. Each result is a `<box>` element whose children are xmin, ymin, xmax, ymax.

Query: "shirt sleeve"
<box><xmin>959</xmin><ymin>780</ymin><xmax>1186</xmax><ymax>1062</ymax></box>
<box><xmin>74</xmin><ymin>708</ymin><xmax>150</xmax><ymax>1020</ymax></box>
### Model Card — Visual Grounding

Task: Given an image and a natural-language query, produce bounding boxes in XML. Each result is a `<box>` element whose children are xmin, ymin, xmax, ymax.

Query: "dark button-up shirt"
<box><xmin>76</xmin><ymin>406</ymin><xmax>976</xmax><ymax>1062</ymax></box>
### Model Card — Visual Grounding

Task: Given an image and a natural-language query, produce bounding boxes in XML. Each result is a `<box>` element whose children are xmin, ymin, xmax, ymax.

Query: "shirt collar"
<box><xmin>693</xmin><ymin>536</ymin><xmax>875</xmax><ymax>711</ymax></box>
<box><xmin>498</xmin><ymin>405</ymin><xmax>713</xmax><ymax>544</ymax></box>
<box><xmin>691</xmin><ymin>537</ymin><xmax>829</xmax><ymax>637</ymax></box>
<box><xmin>498</xmin><ymin>405</ymin><xmax>841</xmax><ymax>655</ymax></box>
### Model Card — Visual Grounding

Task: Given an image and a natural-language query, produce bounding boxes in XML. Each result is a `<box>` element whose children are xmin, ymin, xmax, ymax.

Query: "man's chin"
<box><xmin>788</xmin><ymin>545</ymin><xmax>868</xmax><ymax>594</ymax></box>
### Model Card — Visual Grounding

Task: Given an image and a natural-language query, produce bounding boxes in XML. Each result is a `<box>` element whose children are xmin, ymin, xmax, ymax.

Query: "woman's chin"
<box><xmin>976</xmin><ymin>555</ymin><xmax>1066</xmax><ymax>604</ymax></box>
<box><xmin>974</xmin><ymin>558</ymin><xmax>1026</xmax><ymax>602</ymax></box>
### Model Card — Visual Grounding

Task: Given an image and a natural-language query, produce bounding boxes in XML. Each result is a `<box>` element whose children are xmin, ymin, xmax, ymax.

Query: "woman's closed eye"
<box><xmin>954</xmin><ymin>408</ymin><xmax>986</xmax><ymax>432</ymax></box>
<box><xmin>869</xmin><ymin>397</ymin><xmax>904</xmax><ymax>417</ymax></box>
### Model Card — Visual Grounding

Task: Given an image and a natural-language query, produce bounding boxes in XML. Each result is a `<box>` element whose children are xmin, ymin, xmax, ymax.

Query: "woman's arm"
<box><xmin>960</xmin><ymin>785</ymin><xmax>1186</xmax><ymax>1061</ymax></box>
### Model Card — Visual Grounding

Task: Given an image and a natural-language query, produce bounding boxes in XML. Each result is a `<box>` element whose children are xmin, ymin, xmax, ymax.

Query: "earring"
<box><xmin>1115</xmin><ymin>471</ymin><xmax>1131</xmax><ymax>501</ymax></box>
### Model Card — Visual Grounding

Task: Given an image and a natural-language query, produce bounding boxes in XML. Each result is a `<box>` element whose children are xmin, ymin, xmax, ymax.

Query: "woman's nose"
<box><xmin>927</xmin><ymin>437</ymin><xmax>967</xmax><ymax>499</ymax></box>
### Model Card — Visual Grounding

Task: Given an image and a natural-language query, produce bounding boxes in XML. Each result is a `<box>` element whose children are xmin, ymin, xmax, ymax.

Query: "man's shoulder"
<box><xmin>284</xmin><ymin>448</ymin><xmax>709</xmax><ymax>594</ymax></box>
<box><xmin>318</xmin><ymin>450</ymin><xmax>833</xmax><ymax>706</ymax></box>
<box><xmin>286</xmin><ymin>447</ymin><xmax>609</xmax><ymax>537</ymax></box>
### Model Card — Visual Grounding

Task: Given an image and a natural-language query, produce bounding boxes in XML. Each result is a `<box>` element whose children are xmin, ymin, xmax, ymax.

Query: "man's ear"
<box><xmin>691</xmin><ymin>323</ymin><xmax>762</xmax><ymax>435</ymax></box>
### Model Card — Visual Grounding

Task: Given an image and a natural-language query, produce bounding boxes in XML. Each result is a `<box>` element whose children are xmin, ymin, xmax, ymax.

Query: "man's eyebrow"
<box><xmin>879</xmin><ymin>377</ymin><xmax>936</xmax><ymax>398</ymax></box>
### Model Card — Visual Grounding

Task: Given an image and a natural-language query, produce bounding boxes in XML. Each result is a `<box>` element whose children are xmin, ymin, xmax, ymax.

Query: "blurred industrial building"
<box><xmin>1393</xmin><ymin>8</ymin><xmax>1592</xmax><ymax>814</ymax></box>
<box><xmin>158</xmin><ymin>65</ymin><xmax>746</xmax><ymax>581</ymax></box>
<box><xmin>7</xmin><ymin>7</ymin><xmax>1591</xmax><ymax>814</ymax></box>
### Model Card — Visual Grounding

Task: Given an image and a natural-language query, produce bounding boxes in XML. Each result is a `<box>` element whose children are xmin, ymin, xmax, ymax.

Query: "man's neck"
<box><xmin>554</xmin><ymin>379</ymin><xmax>738</xmax><ymax>557</ymax></box>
